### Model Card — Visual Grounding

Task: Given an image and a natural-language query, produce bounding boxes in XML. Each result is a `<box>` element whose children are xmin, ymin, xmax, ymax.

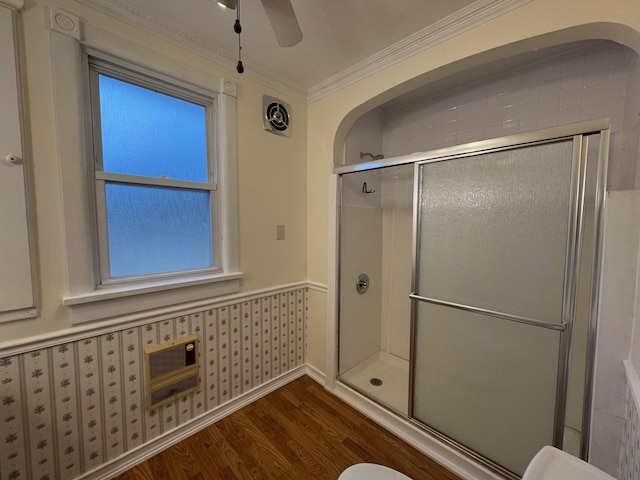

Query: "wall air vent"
<box><xmin>263</xmin><ymin>95</ymin><xmax>292</xmax><ymax>137</ymax></box>
<box><xmin>144</xmin><ymin>334</ymin><xmax>200</xmax><ymax>410</ymax></box>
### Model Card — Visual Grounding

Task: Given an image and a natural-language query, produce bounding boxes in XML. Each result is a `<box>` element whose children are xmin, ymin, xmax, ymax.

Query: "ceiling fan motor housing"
<box><xmin>263</xmin><ymin>95</ymin><xmax>292</xmax><ymax>137</ymax></box>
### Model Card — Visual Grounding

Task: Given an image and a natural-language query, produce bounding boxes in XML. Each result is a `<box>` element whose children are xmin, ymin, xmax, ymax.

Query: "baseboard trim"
<box><xmin>79</xmin><ymin>365</ymin><xmax>308</xmax><ymax>480</ymax></box>
<box><xmin>304</xmin><ymin>363</ymin><xmax>327</xmax><ymax>385</ymax></box>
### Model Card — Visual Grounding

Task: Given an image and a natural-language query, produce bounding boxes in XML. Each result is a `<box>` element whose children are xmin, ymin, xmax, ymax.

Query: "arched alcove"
<box><xmin>340</xmin><ymin>39</ymin><xmax>639</xmax><ymax>190</ymax></box>
<box><xmin>329</xmin><ymin>30</ymin><xmax>640</xmax><ymax>476</ymax></box>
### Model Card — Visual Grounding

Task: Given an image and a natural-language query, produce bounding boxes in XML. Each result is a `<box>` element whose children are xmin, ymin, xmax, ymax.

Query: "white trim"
<box><xmin>93</xmin><ymin>172</ymin><xmax>217</xmax><ymax>191</ymax></box>
<box><xmin>74</xmin><ymin>0</ymin><xmax>530</xmax><ymax>104</ymax></box>
<box><xmin>48</xmin><ymin>18</ymin><xmax>242</xmax><ymax>324</ymax></box>
<box><xmin>304</xmin><ymin>363</ymin><xmax>327</xmax><ymax>385</ymax></box>
<box><xmin>77</xmin><ymin>366</ymin><xmax>308</xmax><ymax>480</ymax></box>
<box><xmin>307</xmin><ymin>281</ymin><xmax>328</xmax><ymax>293</ymax></box>
<box><xmin>0</xmin><ymin>308</ymin><xmax>37</xmax><ymax>323</ymax></box>
<box><xmin>48</xmin><ymin>8</ymin><xmax>81</xmax><ymax>40</ymax></box>
<box><xmin>306</xmin><ymin>0</ymin><xmax>532</xmax><ymax>104</ymax></box>
<box><xmin>0</xmin><ymin>0</ymin><xmax>23</xmax><ymax>10</ymax></box>
<box><xmin>63</xmin><ymin>272</ymin><xmax>243</xmax><ymax>306</ymax></box>
<box><xmin>624</xmin><ymin>359</ymin><xmax>640</xmax><ymax>415</ymax></box>
<box><xmin>325</xmin><ymin>174</ymin><xmax>340</xmax><ymax>391</ymax></box>
<box><xmin>0</xmin><ymin>281</ymin><xmax>311</xmax><ymax>356</ymax></box>
<box><xmin>329</xmin><ymin>381</ymin><xmax>502</xmax><ymax>480</ymax></box>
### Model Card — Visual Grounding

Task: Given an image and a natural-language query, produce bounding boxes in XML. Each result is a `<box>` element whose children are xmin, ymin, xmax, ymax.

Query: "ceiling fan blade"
<box><xmin>260</xmin><ymin>0</ymin><xmax>303</xmax><ymax>47</ymax></box>
<box><xmin>217</xmin><ymin>0</ymin><xmax>237</xmax><ymax>9</ymax></box>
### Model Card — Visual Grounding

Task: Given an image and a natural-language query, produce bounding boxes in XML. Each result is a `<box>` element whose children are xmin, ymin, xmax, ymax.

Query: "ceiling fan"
<box><xmin>216</xmin><ymin>0</ymin><xmax>303</xmax><ymax>48</ymax></box>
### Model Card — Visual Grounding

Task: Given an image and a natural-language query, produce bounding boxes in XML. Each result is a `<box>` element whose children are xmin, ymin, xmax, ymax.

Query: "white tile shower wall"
<box><xmin>621</xmin><ymin>380</ymin><xmax>640</xmax><ymax>480</ymax></box>
<box><xmin>339</xmin><ymin>206</ymin><xmax>383</xmax><ymax>373</ymax></box>
<box><xmin>344</xmin><ymin>109</ymin><xmax>384</xmax><ymax>166</ymax></box>
<box><xmin>382</xmin><ymin>41</ymin><xmax>639</xmax><ymax>189</ymax></box>
<box><xmin>0</xmin><ymin>287</ymin><xmax>307</xmax><ymax>480</ymax></box>
<box><xmin>381</xmin><ymin>207</ymin><xmax>412</xmax><ymax>360</ymax></box>
<box><xmin>626</xmin><ymin>53</ymin><xmax>640</xmax><ymax>189</ymax></box>
<box><xmin>341</xmin><ymin>169</ymin><xmax>382</xmax><ymax>208</ymax></box>
<box><xmin>380</xmin><ymin>165</ymin><xmax>413</xmax><ymax>210</ymax></box>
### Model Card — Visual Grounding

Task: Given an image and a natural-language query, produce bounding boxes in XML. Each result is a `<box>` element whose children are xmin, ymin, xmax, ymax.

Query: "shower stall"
<box><xmin>335</xmin><ymin>121</ymin><xmax>608</xmax><ymax>478</ymax></box>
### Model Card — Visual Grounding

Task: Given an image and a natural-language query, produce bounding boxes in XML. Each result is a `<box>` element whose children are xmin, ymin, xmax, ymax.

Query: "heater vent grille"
<box><xmin>145</xmin><ymin>334</ymin><xmax>199</xmax><ymax>410</ymax></box>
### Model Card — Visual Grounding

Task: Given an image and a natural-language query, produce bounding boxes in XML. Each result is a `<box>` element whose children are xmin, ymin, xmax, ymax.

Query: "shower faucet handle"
<box><xmin>356</xmin><ymin>274</ymin><xmax>369</xmax><ymax>294</ymax></box>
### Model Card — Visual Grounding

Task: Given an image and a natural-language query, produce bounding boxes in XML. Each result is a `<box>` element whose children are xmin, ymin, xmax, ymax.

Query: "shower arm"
<box><xmin>360</xmin><ymin>151</ymin><xmax>385</xmax><ymax>161</ymax></box>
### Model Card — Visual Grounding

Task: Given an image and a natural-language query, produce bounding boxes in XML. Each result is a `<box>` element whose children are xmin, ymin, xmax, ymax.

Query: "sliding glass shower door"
<box><xmin>410</xmin><ymin>139</ymin><xmax>584</xmax><ymax>477</ymax></box>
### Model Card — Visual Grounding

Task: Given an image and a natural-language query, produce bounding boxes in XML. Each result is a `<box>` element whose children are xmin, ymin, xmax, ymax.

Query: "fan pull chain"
<box><xmin>235</xmin><ymin>0</ymin><xmax>244</xmax><ymax>73</ymax></box>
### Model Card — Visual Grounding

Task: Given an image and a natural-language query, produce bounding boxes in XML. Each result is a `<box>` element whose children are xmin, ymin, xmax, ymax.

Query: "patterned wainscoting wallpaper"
<box><xmin>621</xmin><ymin>384</ymin><xmax>640</xmax><ymax>480</ymax></box>
<box><xmin>0</xmin><ymin>287</ymin><xmax>307</xmax><ymax>480</ymax></box>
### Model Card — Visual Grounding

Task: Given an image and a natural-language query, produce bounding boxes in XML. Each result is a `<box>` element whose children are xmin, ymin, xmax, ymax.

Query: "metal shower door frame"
<box><xmin>406</xmin><ymin>122</ymin><xmax>609</xmax><ymax>477</ymax></box>
<box><xmin>332</xmin><ymin>118</ymin><xmax>610</xmax><ymax>478</ymax></box>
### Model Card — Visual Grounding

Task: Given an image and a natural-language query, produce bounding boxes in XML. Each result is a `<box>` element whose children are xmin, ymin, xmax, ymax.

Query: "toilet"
<box><xmin>339</xmin><ymin>446</ymin><xmax>616</xmax><ymax>480</ymax></box>
<box><xmin>522</xmin><ymin>446</ymin><xmax>617</xmax><ymax>480</ymax></box>
<box><xmin>338</xmin><ymin>463</ymin><xmax>413</xmax><ymax>480</ymax></box>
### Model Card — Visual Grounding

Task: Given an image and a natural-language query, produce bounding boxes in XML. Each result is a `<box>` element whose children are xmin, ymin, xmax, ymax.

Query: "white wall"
<box><xmin>0</xmin><ymin>0</ymin><xmax>308</xmax><ymax>343</ymax></box>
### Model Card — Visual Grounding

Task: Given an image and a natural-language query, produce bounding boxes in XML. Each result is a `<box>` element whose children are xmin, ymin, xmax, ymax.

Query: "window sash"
<box><xmin>88</xmin><ymin>58</ymin><xmax>221</xmax><ymax>286</ymax></box>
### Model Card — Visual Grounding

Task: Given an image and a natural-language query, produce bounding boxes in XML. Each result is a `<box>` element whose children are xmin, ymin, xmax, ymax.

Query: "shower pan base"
<box><xmin>340</xmin><ymin>351</ymin><xmax>409</xmax><ymax>415</ymax></box>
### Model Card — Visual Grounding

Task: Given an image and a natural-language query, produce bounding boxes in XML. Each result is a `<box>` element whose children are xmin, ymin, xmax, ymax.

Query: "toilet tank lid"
<box><xmin>522</xmin><ymin>446</ymin><xmax>616</xmax><ymax>480</ymax></box>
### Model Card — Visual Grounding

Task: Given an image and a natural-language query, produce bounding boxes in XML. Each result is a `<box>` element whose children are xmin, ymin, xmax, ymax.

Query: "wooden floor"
<box><xmin>113</xmin><ymin>375</ymin><xmax>462</xmax><ymax>480</ymax></box>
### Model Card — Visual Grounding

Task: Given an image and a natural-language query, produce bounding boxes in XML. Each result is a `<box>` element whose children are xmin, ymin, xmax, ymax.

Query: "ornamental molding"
<box><xmin>48</xmin><ymin>7</ymin><xmax>82</xmax><ymax>41</ymax></box>
<box><xmin>0</xmin><ymin>0</ymin><xmax>24</xmax><ymax>10</ymax></box>
<box><xmin>222</xmin><ymin>80</ymin><xmax>237</xmax><ymax>97</ymax></box>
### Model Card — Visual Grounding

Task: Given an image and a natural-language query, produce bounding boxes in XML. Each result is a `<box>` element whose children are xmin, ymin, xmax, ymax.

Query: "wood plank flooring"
<box><xmin>113</xmin><ymin>375</ymin><xmax>462</xmax><ymax>480</ymax></box>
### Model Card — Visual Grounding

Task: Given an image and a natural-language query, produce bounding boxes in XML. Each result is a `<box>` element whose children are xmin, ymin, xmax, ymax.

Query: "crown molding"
<box><xmin>75</xmin><ymin>0</ymin><xmax>306</xmax><ymax>101</ymax></box>
<box><xmin>73</xmin><ymin>0</ymin><xmax>530</xmax><ymax>105</ymax></box>
<box><xmin>306</xmin><ymin>0</ymin><xmax>532</xmax><ymax>104</ymax></box>
<box><xmin>0</xmin><ymin>0</ymin><xmax>24</xmax><ymax>10</ymax></box>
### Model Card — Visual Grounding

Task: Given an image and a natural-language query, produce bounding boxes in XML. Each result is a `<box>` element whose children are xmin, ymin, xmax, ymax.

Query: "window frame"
<box><xmin>49</xmin><ymin>20</ymin><xmax>241</xmax><ymax>324</ymax></box>
<box><xmin>86</xmin><ymin>57</ymin><xmax>222</xmax><ymax>286</ymax></box>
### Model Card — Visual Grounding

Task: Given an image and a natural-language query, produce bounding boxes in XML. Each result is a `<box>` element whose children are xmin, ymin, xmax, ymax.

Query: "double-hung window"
<box><xmin>88</xmin><ymin>58</ymin><xmax>220</xmax><ymax>286</ymax></box>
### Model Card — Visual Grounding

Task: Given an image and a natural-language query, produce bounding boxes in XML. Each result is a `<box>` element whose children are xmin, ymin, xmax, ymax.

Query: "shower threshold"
<box><xmin>340</xmin><ymin>351</ymin><xmax>409</xmax><ymax>415</ymax></box>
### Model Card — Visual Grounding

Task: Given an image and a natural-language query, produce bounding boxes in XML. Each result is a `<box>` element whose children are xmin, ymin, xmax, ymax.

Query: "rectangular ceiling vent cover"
<box><xmin>263</xmin><ymin>95</ymin><xmax>292</xmax><ymax>137</ymax></box>
<box><xmin>144</xmin><ymin>334</ymin><xmax>200</xmax><ymax>410</ymax></box>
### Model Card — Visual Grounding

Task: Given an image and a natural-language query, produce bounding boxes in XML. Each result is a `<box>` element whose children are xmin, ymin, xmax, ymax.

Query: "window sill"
<box><xmin>63</xmin><ymin>272</ymin><xmax>243</xmax><ymax>324</ymax></box>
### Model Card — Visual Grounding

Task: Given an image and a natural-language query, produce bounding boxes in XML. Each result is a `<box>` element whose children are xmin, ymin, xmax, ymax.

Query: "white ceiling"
<box><xmin>77</xmin><ymin>0</ymin><xmax>527</xmax><ymax>99</ymax></box>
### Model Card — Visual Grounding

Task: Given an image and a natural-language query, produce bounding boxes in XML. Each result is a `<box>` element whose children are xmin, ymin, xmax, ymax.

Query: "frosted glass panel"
<box><xmin>417</xmin><ymin>141</ymin><xmax>574</xmax><ymax>323</ymax></box>
<box><xmin>412</xmin><ymin>302</ymin><xmax>560</xmax><ymax>476</ymax></box>
<box><xmin>105</xmin><ymin>183</ymin><xmax>212</xmax><ymax>277</ymax></box>
<box><xmin>98</xmin><ymin>74</ymin><xmax>208</xmax><ymax>182</ymax></box>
